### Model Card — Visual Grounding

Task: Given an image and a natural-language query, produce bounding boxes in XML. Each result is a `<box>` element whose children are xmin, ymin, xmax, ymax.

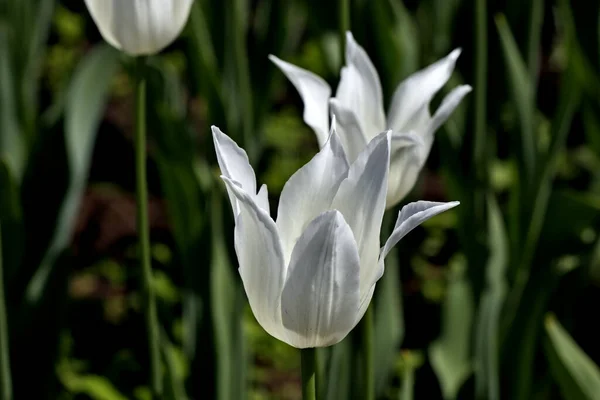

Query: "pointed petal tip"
<box><xmin>268</xmin><ymin>55</ymin><xmax>297</xmax><ymax>73</ymax></box>
<box><xmin>449</xmin><ymin>48</ymin><xmax>462</xmax><ymax>60</ymax></box>
<box><xmin>456</xmin><ymin>84</ymin><xmax>473</xmax><ymax>94</ymax></box>
<box><xmin>330</xmin><ymin>113</ymin><xmax>337</xmax><ymax>132</ymax></box>
<box><xmin>211</xmin><ymin>125</ymin><xmax>225</xmax><ymax>139</ymax></box>
<box><xmin>268</xmin><ymin>54</ymin><xmax>283</xmax><ymax>65</ymax></box>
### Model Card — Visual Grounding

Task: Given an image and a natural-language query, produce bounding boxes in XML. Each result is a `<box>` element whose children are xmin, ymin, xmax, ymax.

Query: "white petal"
<box><xmin>281</xmin><ymin>210</ymin><xmax>361</xmax><ymax>348</ymax></box>
<box><xmin>380</xmin><ymin>201</ymin><xmax>460</xmax><ymax>260</ymax></box>
<box><xmin>387</xmin><ymin>48</ymin><xmax>462</xmax><ymax>132</ymax></box>
<box><xmin>329</xmin><ymin>99</ymin><xmax>368</xmax><ymax>162</ymax></box>
<box><xmin>427</xmin><ymin>85</ymin><xmax>472</xmax><ymax>135</ymax></box>
<box><xmin>334</xmin><ymin>32</ymin><xmax>386</xmax><ymax>139</ymax></box>
<box><xmin>331</xmin><ymin>131</ymin><xmax>391</xmax><ymax>299</ymax></box>
<box><xmin>256</xmin><ymin>184</ymin><xmax>270</xmax><ymax>213</ymax></box>
<box><xmin>85</xmin><ymin>0</ymin><xmax>193</xmax><ymax>55</ymax></box>
<box><xmin>276</xmin><ymin>125</ymin><xmax>349</xmax><ymax>263</ymax></box>
<box><xmin>221</xmin><ymin>177</ymin><xmax>288</xmax><ymax>343</ymax></box>
<box><xmin>212</xmin><ymin>126</ymin><xmax>257</xmax><ymax>215</ymax></box>
<box><xmin>269</xmin><ymin>55</ymin><xmax>332</xmax><ymax>147</ymax></box>
<box><xmin>386</xmin><ymin>132</ymin><xmax>425</xmax><ymax>208</ymax></box>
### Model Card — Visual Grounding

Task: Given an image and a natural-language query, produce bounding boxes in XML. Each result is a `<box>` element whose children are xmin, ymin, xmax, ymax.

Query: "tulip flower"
<box><xmin>270</xmin><ymin>32</ymin><xmax>471</xmax><ymax>208</ymax></box>
<box><xmin>84</xmin><ymin>0</ymin><xmax>194</xmax><ymax>56</ymax></box>
<box><xmin>213</xmin><ymin>120</ymin><xmax>458</xmax><ymax>348</ymax></box>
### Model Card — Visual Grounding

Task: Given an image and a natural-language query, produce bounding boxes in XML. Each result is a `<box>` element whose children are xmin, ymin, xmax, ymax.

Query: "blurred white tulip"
<box><xmin>84</xmin><ymin>0</ymin><xmax>194</xmax><ymax>56</ymax></box>
<box><xmin>213</xmin><ymin>120</ymin><xmax>459</xmax><ymax>348</ymax></box>
<box><xmin>270</xmin><ymin>32</ymin><xmax>471</xmax><ymax>208</ymax></box>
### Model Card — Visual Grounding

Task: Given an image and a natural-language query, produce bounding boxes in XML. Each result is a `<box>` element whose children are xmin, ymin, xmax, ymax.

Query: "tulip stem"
<box><xmin>361</xmin><ymin>305</ymin><xmax>375</xmax><ymax>400</ymax></box>
<box><xmin>301</xmin><ymin>348</ymin><xmax>317</xmax><ymax>400</ymax></box>
<box><xmin>339</xmin><ymin>0</ymin><xmax>349</xmax><ymax>66</ymax></box>
<box><xmin>0</xmin><ymin>226</ymin><xmax>12</xmax><ymax>400</ymax></box>
<box><xmin>135</xmin><ymin>57</ymin><xmax>162</xmax><ymax>397</ymax></box>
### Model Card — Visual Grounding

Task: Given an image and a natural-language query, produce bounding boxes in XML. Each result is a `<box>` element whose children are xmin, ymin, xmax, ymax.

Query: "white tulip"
<box><xmin>270</xmin><ymin>32</ymin><xmax>471</xmax><ymax>208</ymax></box>
<box><xmin>213</xmin><ymin>120</ymin><xmax>459</xmax><ymax>348</ymax></box>
<box><xmin>84</xmin><ymin>0</ymin><xmax>194</xmax><ymax>56</ymax></box>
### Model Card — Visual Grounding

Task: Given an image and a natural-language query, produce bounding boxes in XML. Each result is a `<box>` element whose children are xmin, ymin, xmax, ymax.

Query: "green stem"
<box><xmin>361</xmin><ymin>306</ymin><xmax>375</xmax><ymax>400</ymax></box>
<box><xmin>526</xmin><ymin>0</ymin><xmax>543</xmax><ymax>86</ymax></box>
<box><xmin>228</xmin><ymin>0</ymin><xmax>255</xmax><ymax>160</ymax></box>
<box><xmin>474</xmin><ymin>0</ymin><xmax>487</xmax><ymax>182</ymax></box>
<box><xmin>135</xmin><ymin>57</ymin><xmax>162</xmax><ymax>397</ymax></box>
<box><xmin>0</xmin><ymin>226</ymin><xmax>12</xmax><ymax>400</ymax></box>
<box><xmin>339</xmin><ymin>0</ymin><xmax>350</xmax><ymax>67</ymax></box>
<box><xmin>301</xmin><ymin>348</ymin><xmax>317</xmax><ymax>400</ymax></box>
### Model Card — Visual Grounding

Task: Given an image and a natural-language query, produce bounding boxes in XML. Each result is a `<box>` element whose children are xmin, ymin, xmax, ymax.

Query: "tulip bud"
<box><xmin>84</xmin><ymin>0</ymin><xmax>194</xmax><ymax>56</ymax></box>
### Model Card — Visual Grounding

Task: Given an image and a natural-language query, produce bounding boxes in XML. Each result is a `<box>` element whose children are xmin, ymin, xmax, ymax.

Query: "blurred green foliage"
<box><xmin>0</xmin><ymin>0</ymin><xmax>600</xmax><ymax>399</ymax></box>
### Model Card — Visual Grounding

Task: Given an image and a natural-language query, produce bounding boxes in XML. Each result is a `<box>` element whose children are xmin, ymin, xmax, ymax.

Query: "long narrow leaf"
<box><xmin>374</xmin><ymin>246</ymin><xmax>404</xmax><ymax>395</ymax></box>
<box><xmin>429</xmin><ymin>261</ymin><xmax>474</xmax><ymax>400</ymax></box>
<box><xmin>24</xmin><ymin>45</ymin><xmax>120</xmax><ymax>306</ymax></box>
<box><xmin>495</xmin><ymin>14</ymin><xmax>536</xmax><ymax>184</ymax></box>
<box><xmin>544</xmin><ymin>315</ymin><xmax>600</xmax><ymax>400</ymax></box>
<box><xmin>474</xmin><ymin>195</ymin><xmax>508</xmax><ymax>400</ymax></box>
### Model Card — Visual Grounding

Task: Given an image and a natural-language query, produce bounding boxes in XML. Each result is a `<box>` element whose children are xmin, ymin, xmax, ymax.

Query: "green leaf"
<box><xmin>374</xmin><ymin>242</ymin><xmax>404</xmax><ymax>394</ymax></box>
<box><xmin>398</xmin><ymin>352</ymin><xmax>420</xmax><ymax>400</ymax></box>
<box><xmin>495</xmin><ymin>14</ymin><xmax>536</xmax><ymax>184</ymax></box>
<box><xmin>474</xmin><ymin>195</ymin><xmax>509</xmax><ymax>400</ymax></box>
<box><xmin>58</xmin><ymin>360</ymin><xmax>129</xmax><ymax>400</ymax></box>
<box><xmin>429</xmin><ymin>258</ymin><xmax>474</xmax><ymax>400</ymax></box>
<box><xmin>583</xmin><ymin>103</ymin><xmax>600</xmax><ymax>158</ymax></box>
<box><xmin>323</xmin><ymin>337</ymin><xmax>352</xmax><ymax>400</ymax></box>
<box><xmin>544</xmin><ymin>315</ymin><xmax>600</xmax><ymax>400</ymax></box>
<box><xmin>0</xmin><ymin>27</ymin><xmax>26</xmax><ymax>182</ymax></box>
<box><xmin>162</xmin><ymin>336</ymin><xmax>189</xmax><ymax>400</ymax></box>
<box><xmin>0</xmin><ymin>159</ymin><xmax>23</xmax><ymax>283</ymax></box>
<box><xmin>369</xmin><ymin>0</ymin><xmax>419</xmax><ymax>99</ymax></box>
<box><xmin>210</xmin><ymin>193</ymin><xmax>247</xmax><ymax>400</ymax></box>
<box><xmin>24</xmin><ymin>44</ymin><xmax>120</xmax><ymax>306</ymax></box>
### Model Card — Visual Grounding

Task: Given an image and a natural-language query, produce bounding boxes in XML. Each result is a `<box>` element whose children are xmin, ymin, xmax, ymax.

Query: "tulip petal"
<box><xmin>381</xmin><ymin>201</ymin><xmax>460</xmax><ymax>260</ymax></box>
<box><xmin>427</xmin><ymin>85</ymin><xmax>472</xmax><ymax>135</ymax></box>
<box><xmin>386</xmin><ymin>133</ymin><xmax>424</xmax><ymax>208</ymax></box>
<box><xmin>221</xmin><ymin>177</ymin><xmax>288</xmax><ymax>343</ymax></box>
<box><xmin>331</xmin><ymin>131</ymin><xmax>391</xmax><ymax>299</ymax></box>
<box><xmin>85</xmin><ymin>0</ymin><xmax>193</xmax><ymax>55</ymax></box>
<box><xmin>329</xmin><ymin>98</ymin><xmax>368</xmax><ymax>162</ymax></box>
<box><xmin>387</xmin><ymin>49</ymin><xmax>462</xmax><ymax>132</ymax></box>
<box><xmin>334</xmin><ymin>32</ymin><xmax>386</xmax><ymax>139</ymax></box>
<box><xmin>256</xmin><ymin>184</ymin><xmax>270</xmax><ymax>213</ymax></box>
<box><xmin>269</xmin><ymin>55</ymin><xmax>332</xmax><ymax>147</ymax></box>
<box><xmin>276</xmin><ymin>124</ymin><xmax>349</xmax><ymax>262</ymax></box>
<box><xmin>212</xmin><ymin>126</ymin><xmax>258</xmax><ymax>215</ymax></box>
<box><xmin>281</xmin><ymin>210</ymin><xmax>361</xmax><ymax>348</ymax></box>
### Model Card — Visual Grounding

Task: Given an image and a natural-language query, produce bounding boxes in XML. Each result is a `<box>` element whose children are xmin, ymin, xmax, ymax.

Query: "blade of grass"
<box><xmin>24</xmin><ymin>44</ymin><xmax>120</xmax><ymax>307</ymax></box>
<box><xmin>225</xmin><ymin>0</ymin><xmax>255</xmax><ymax>160</ymax></box>
<box><xmin>495</xmin><ymin>14</ymin><xmax>536</xmax><ymax>185</ymax></box>
<box><xmin>526</xmin><ymin>0</ymin><xmax>543</xmax><ymax>85</ymax></box>
<box><xmin>210</xmin><ymin>191</ymin><xmax>247</xmax><ymax>400</ymax></box>
<box><xmin>474</xmin><ymin>195</ymin><xmax>508</xmax><ymax>400</ymax></box>
<box><xmin>501</xmin><ymin>50</ymin><xmax>581</xmax><ymax>348</ymax></box>
<box><xmin>544</xmin><ymin>315</ymin><xmax>600</xmax><ymax>400</ymax></box>
<box><xmin>374</xmin><ymin>214</ymin><xmax>404</xmax><ymax>395</ymax></box>
<box><xmin>0</xmin><ymin>27</ymin><xmax>26</xmax><ymax>182</ymax></box>
<box><xmin>429</xmin><ymin>259</ymin><xmax>474</xmax><ymax>400</ymax></box>
<box><xmin>0</xmin><ymin>224</ymin><xmax>11</xmax><ymax>400</ymax></box>
<box><xmin>473</xmin><ymin>0</ymin><xmax>487</xmax><ymax>183</ymax></box>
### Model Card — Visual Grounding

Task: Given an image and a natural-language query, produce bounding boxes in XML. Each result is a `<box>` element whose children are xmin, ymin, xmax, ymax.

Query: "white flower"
<box><xmin>213</xmin><ymin>120</ymin><xmax>459</xmax><ymax>348</ymax></box>
<box><xmin>270</xmin><ymin>32</ymin><xmax>471</xmax><ymax>208</ymax></box>
<box><xmin>84</xmin><ymin>0</ymin><xmax>194</xmax><ymax>56</ymax></box>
